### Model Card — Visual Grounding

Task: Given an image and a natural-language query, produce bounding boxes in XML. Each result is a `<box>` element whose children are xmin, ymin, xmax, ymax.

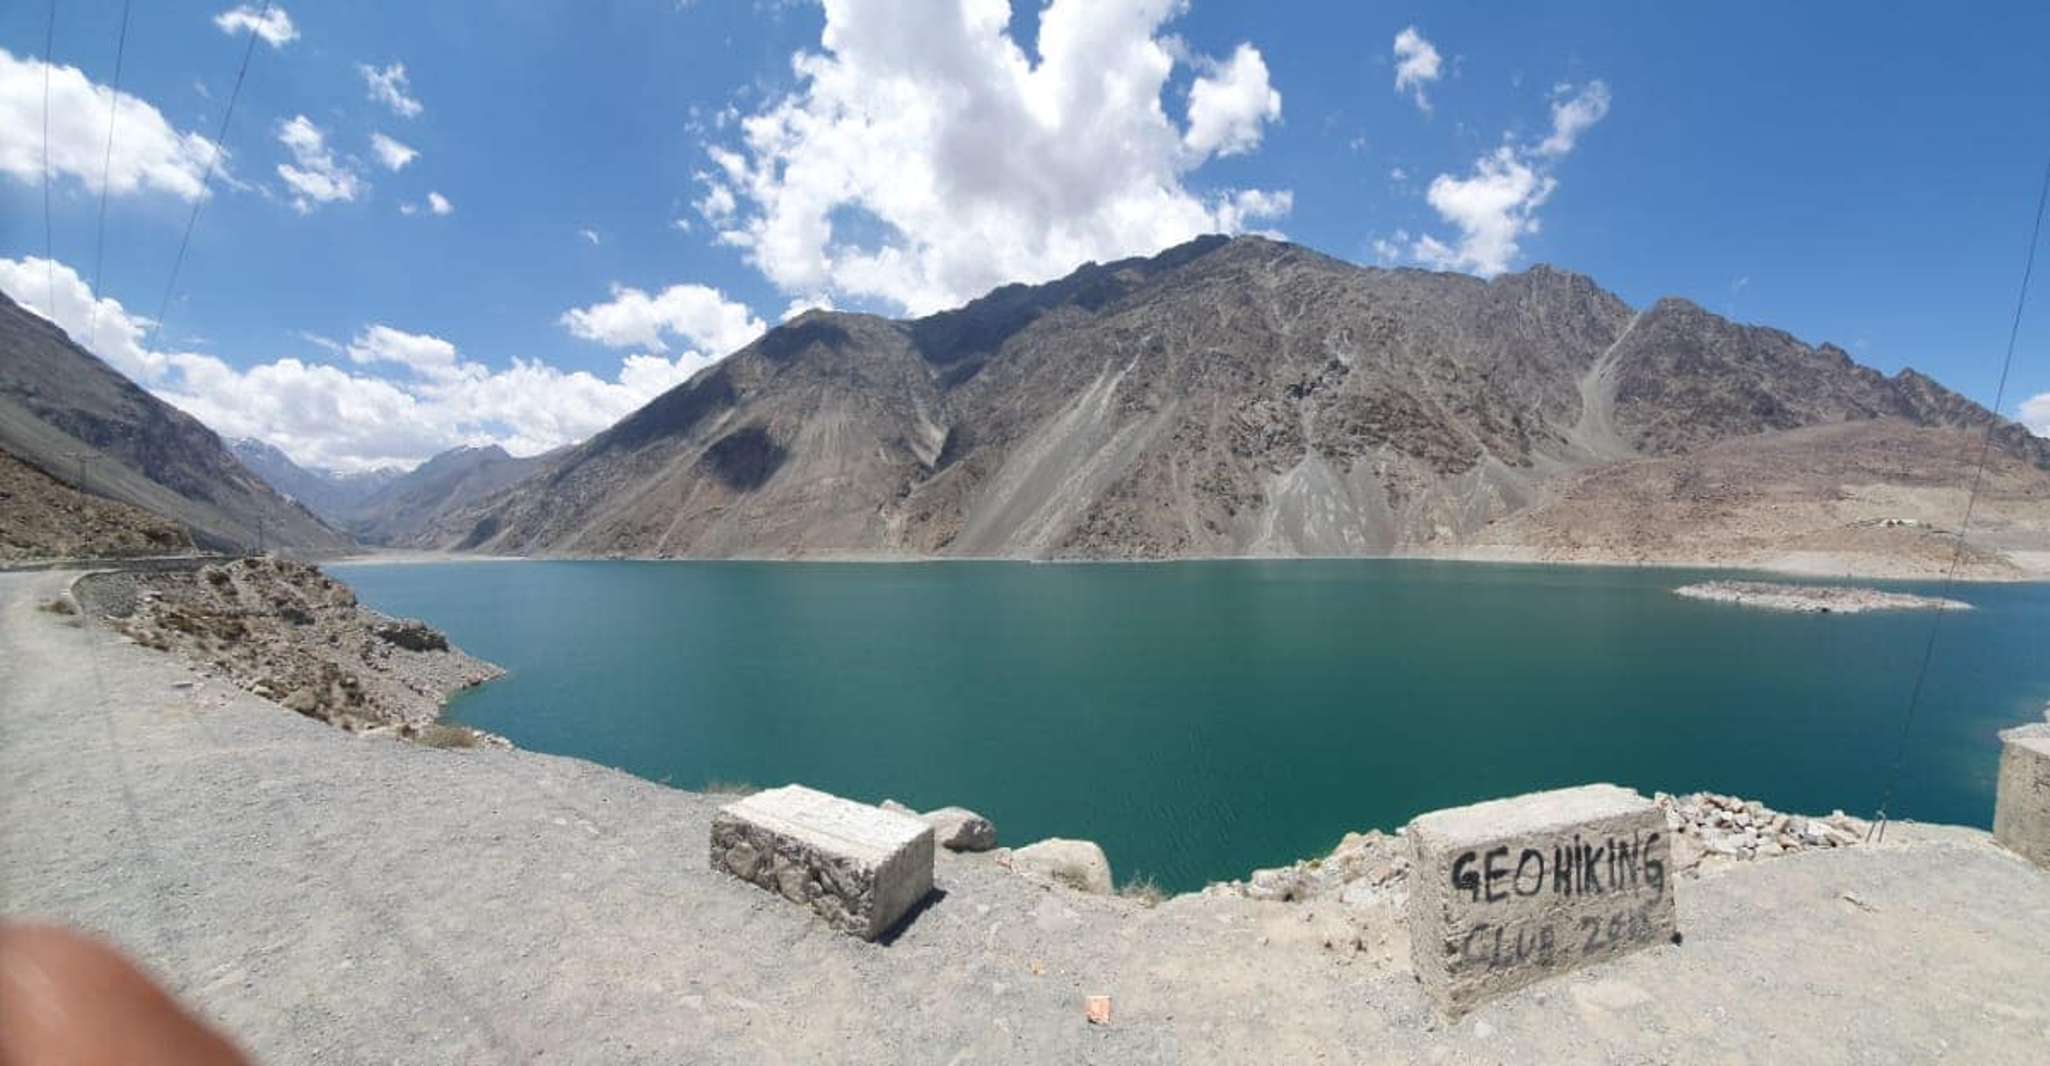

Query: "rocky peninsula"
<box><xmin>1673</xmin><ymin>580</ymin><xmax>1973</xmax><ymax>613</ymax></box>
<box><xmin>68</xmin><ymin>557</ymin><xmax>503</xmax><ymax>745</ymax></box>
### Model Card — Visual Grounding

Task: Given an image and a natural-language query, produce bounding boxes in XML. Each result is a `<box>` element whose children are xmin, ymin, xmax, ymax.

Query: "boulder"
<box><xmin>1012</xmin><ymin>838</ymin><xmax>1114</xmax><ymax>895</ymax></box>
<box><xmin>710</xmin><ymin>785</ymin><xmax>934</xmax><ymax>941</ymax></box>
<box><xmin>922</xmin><ymin>806</ymin><xmax>997</xmax><ymax>852</ymax></box>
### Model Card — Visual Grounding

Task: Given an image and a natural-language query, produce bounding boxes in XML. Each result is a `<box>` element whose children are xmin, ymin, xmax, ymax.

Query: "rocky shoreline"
<box><xmin>69</xmin><ymin>557</ymin><xmax>504</xmax><ymax>746</ymax></box>
<box><xmin>1673</xmin><ymin>580</ymin><xmax>1973</xmax><ymax>613</ymax></box>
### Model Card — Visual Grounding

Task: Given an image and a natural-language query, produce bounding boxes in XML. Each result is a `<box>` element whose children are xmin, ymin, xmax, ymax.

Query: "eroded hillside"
<box><xmin>405</xmin><ymin>236</ymin><xmax>2050</xmax><ymax>569</ymax></box>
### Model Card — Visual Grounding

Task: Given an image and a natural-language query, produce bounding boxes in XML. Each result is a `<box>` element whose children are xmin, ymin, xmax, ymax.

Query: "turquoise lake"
<box><xmin>332</xmin><ymin>560</ymin><xmax>2050</xmax><ymax>892</ymax></box>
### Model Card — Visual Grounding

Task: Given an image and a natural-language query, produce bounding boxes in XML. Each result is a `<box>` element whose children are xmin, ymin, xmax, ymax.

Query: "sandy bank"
<box><xmin>6</xmin><ymin>570</ymin><xmax>2050</xmax><ymax>1063</ymax></box>
<box><xmin>331</xmin><ymin>543</ymin><xmax>2050</xmax><ymax>584</ymax></box>
<box><xmin>1673</xmin><ymin>580</ymin><xmax>1975</xmax><ymax>613</ymax></box>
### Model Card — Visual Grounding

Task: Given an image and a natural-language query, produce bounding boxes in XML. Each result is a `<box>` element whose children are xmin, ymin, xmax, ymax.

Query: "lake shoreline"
<box><xmin>331</xmin><ymin>545</ymin><xmax>2050</xmax><ymax>584</ymax></box>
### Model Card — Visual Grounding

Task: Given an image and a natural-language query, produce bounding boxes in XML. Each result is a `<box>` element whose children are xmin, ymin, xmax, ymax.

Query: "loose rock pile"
<box><xmin>1658</xmin><ymin>792</ymin><xmax>1866</xmax><ymax>870</ymax></box>
<box><xmin>76</xmin><ymin>558</ymin><xmax>503</xmax><ymax>741</ymax></box>
<box><xmin>1204</xmin><ymin>830</ymin><xmax>1412</xmax><ymax>906</ymax></box>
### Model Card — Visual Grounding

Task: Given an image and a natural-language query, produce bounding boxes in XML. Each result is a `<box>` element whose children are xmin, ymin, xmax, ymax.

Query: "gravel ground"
<box><xmin>5</xmin><ymin>569</ymin><xmax>2050</xmax><ymax>1064</ymax></box>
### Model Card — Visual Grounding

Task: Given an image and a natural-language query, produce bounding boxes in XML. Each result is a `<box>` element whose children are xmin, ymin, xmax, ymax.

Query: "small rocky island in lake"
<box><xmin>1673</xmin><ymin>580</ymin><xmax>1972</xmax><ymax>613</ymax></box>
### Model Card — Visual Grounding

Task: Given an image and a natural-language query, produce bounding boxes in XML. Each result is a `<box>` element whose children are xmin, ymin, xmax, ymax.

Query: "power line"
<box><xmin>144</xmin><ymin>0</ymin><xmax>270</xmax><ymax>352</ymax></box>
<box><xmin>40</xmin><ymin>0</ymin><xmax>59</xmax><ymax>321</ymax></box>
<box><xmin>83</xmin><ymin>0</ymin><xmax>134</xmax><ymax>355</ymax></box>
<box><xmin>1869</xmin><ymin>141</ymin><xmax>2050</xmax><ymax>843</ymax></box>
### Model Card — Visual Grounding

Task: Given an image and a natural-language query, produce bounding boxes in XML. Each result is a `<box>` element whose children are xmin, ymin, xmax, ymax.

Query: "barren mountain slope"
<box><xmin>413</xmin><ymin>236</ymin><xmax>2049</xmax><ymax>566</ymax></box>
<box><xmin>1464</xmin><ymin>420</ymin><xmax>2050</xmax><ymax>577</ymax></box>
<box><xmin>0</xmin><ymin>294</ymin><xmax>349</xmax><ymax>554</ymax></box>
<box><xmin>341</xmin><ymin>444</ymin><xmax>556</xmax><ymax>545</ymax></box>
<box><xmin>0</xmin><ymin>449</ymin><xmax>192</xmax><ymax>561</ymax></box>
<box><xmin>1608</xmin><ymin>298</ymin><xmax>2050</xmax><ymax>464</ymax></box>
<box><xmin>230</xmin><ymin>438</ymin><xmax>401</xmax><ymax>523</ymax></box>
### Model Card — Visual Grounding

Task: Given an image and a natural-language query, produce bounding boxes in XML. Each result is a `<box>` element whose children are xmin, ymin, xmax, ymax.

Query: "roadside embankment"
<box><xmin>68</xmin><ymin>557</ymin><xmax>502</xmax><ymax>743</ymax></box>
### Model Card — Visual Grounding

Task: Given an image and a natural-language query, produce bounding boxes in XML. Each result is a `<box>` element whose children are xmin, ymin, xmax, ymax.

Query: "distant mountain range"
<box><xmin>0</xmin><ymin>292</ymin><xmax>348</xmax><ymax>555</ymax></box>
<box><xmin>228</xmin><ymin>439</ymin><xmax>402</xmax><ymax>521</ymax></box>
<box><xmin>401</xmin><ymin>235</ymin><xmax>2049</xmax><ymax>575</ymax></box>
<box><xmin>6</xmin><ymin>237</ymin><xmax>2047</xmax><ymax>574</ymax></box>
<box><xmin>227</xmin><ymin>438</ymin><xmax>551</xmax><ymax>546</ymax></box>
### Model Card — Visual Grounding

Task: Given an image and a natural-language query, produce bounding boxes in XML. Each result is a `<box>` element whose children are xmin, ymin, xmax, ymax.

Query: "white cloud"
<box><xmin>702</xmin><ymin>0</ymin><xmax>1289</xmax><ymax>315</ymax></box>
<box><xmin>1392</xmin><ymin>26</ymin><xmax>1442</xmax><ymax>112</ymax></box>
<box><xmin>426</xmin><ymin>191</ymin><xmax>452</xmax><ymax>215</ymax></box>
<box><xmin>579</xmin><ymin>227</ymin><xmax>602</xmax><ymax>245</ymax></box>
<box><xmin>1402</xmin><ymin>80</ymin><xmax>1612</xmax><ymax>277</ymax></box>
<box><xmin>369</xmin><ymin>132</ymin><xmax>417</xmax><ymax>171</ymax></box>
<box><xmin>0</xmin><ymin>49</ymin><xmax>226</xmax><ymax>201</ymax></box>
<box><xmin>1184</xmin><ymin>43</ymin><xmax>1282</xmax><ymax>159</ymax></box>
<box><xmin>1211</xmin><ymin>188</ymin><xmax>1292</xmax><ymax>235</ymax></box>
<box><xmin>358</xmin><ymin>61</ymin><xmax>423</xmax><ymax>119</ymax></box>
<box><xmin>1537</xmin><ymin>81</ymin><xmax>1612</xmax><ymax>158</ymax></box>
<box><xmin>561</xmin><ymin>282</ymin><xmax>765</xmax><ymax>356</ymax></box>
<box><xmin>276</xmin><ymin>114</ymin><xmax>363</xmax><ymax>212</ymax></box>
<box><xmin>1</xmin><ymin>253</ymin><xmax>748</xmax><ymax>471</ymax></box>
<box><xmin>0</xmin><ymin>255</ymin><xmax>176</xmax><ymax>382</ymax></box>
<box><xmin>780</xmin><ymin>294</ymin><xmax>834</xmax><ymax>322</ymax></box>
<box><xmin>296</xmin><ymin>330</ymin><xmax>345</xmax><ymax>355</ymax></box>
<box><xmin>1370</xmin><ymin>230</ymin><xmax>1409</xmax><ymax>265</ymax></box>
<box><xmin>213</xmin><ymin>4</ymin><xmax>298</xmax><ymax>48</ymax></box>
<box><xmin>346</xmin><ymin>324</ymin><xmax>459</xmax><ymax>378</ymax></box>
<box><xmin>694</xmin><ymin>179</ymin><xmax>736</xmax><ymax>225</ymax></box>
<box><xmin>2022</xmin><ymin>393</ymin><xmax>2050</xmax><ymax>436</ymax></box>
<box><xmin>1410</xmin><ymin>146</ymin><xmax>1554</xmax><ymax>276</ymax></box>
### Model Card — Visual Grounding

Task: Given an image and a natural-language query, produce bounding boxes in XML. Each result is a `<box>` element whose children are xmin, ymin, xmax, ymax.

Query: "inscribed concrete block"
<box><xmin>1994</xmin><ymin>724</ymin><xmax>2050</xmax><ymax>872</ymax></box>
<box><xmin>1407</xmin><ymin>784</ymin><xmax>1678</xmax><ymax>1014</ymax></box>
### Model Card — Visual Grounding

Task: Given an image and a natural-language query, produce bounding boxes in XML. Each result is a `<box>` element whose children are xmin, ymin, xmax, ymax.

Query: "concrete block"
<box><xmin>710</xmin><ymin>785</ymin><xmax>934</xmax><ymax>941</ymax></box>
<box><xmin>1407</xmin><ymin>784</ymin><xmax>1678</xmax><ymax>1014</ymax></box>
<box><xmin>1994</xmin><ymin>724</ymin><xmax>2050</xmax><ymax>872</ymax></box>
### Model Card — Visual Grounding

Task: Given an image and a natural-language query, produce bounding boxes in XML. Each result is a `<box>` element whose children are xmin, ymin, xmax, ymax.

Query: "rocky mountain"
<box><xmin>341</xmin><ymin>444</ymin><xmax>554</xmax><ymax>546</ymax></box>
<box><xmin>0</xmin><ymin>292</ymin><xmax>350</xmax><ymax>555</ymax></box>
<box><xmin>230</xmin><ymin>438</ymin><xmax>402</xmax><ymax>524</ymax></box>
<box><xmin>0</xmin><ymin>449</ymin><xmax>192</xmax><ymax>561</ymax></box>
<box><xmin>392</xmin><ymin>236</ymin><xmax>2048</xmax><ymax>571</ymax></box>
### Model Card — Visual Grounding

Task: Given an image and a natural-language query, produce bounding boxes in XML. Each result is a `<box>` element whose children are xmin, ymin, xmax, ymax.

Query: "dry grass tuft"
<box><xmin>414</xmin><ymin>723</ymin><xmax>480</xmax><ymax>749</ymax></box>
<box><xmin>1117</xmin><ymin>875</ymin><xmax>1168</xmax><ymax>907</ymax></box>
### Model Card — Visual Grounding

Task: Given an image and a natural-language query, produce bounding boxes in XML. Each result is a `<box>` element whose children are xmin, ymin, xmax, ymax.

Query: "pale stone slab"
<box><xmin>710</xmin><ymin>785</ymin><xmax>934</xmax><ymax>941</ymax></box>
<box><xmin>1994</xmin><ymin>724</ymin><xmax>2050</xmax><ymax>872</ymax></box>
<box><xmin>1407</xmin><ymin>784</ymin><xmax>1678</xmax><ymax>1015</ymax></box>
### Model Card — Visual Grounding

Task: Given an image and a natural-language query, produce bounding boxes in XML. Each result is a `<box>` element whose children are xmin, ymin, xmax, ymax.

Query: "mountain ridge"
<box><xmin>0</xmin><ymin>293</ymin><xmax>351</xmax><ymax>555</ymax></box>
<box><xmin>230</xmin><ymin>438</ymin><xmax>404</xmax><ymax>522</ymax></box>
<box><xmin>407</xmin><ymin>235</ymin><xmax>2049</xmax><ymax>571</ymax></box>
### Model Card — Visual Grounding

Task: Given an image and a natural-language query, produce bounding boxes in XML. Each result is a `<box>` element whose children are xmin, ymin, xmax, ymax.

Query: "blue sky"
<box><xmin>2</xmin><ymin>1</ymin><xmax>2047</xmax><ymax>470</ymax></box>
